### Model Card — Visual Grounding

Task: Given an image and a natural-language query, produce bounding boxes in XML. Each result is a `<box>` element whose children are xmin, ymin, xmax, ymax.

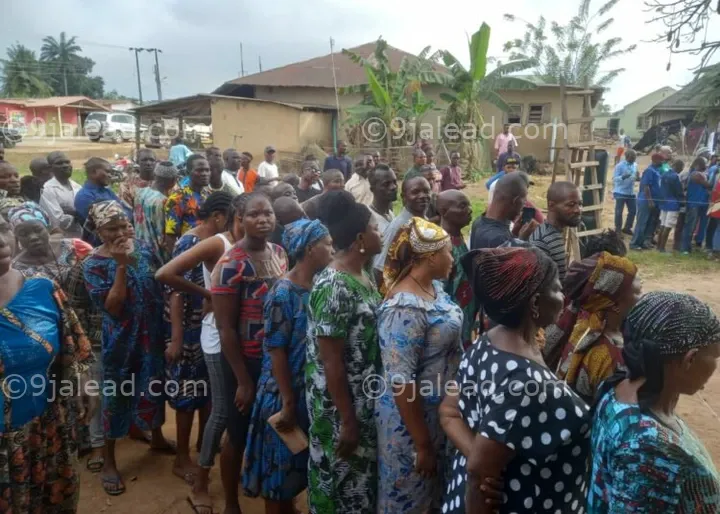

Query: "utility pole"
<box><xmin>151</xmin><ymin>48</ymin><xmax>163</xmax><ymax>101</ymax></box>
<box><xmin>258</xmin><ymin>55</ymin><xmax>262</xmax><ymax>72</ymax></box>
<box><xmin>129</xmin><ymin>47</ymin><xmax>144</xmax><ymax>104</ymax></box>
<box><xmin>240</xmin><ymin>43</ymin><xmax>245</xmax><ymax>77</ymax></box>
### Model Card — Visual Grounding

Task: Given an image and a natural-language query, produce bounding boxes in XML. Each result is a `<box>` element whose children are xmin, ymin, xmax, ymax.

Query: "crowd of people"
<box><xmin>0</xmin><ymin>139</ymin><xmax>718</xmax><ymax>514</ymax></box>
<box><xmin>612</xmin><ymin>142</ymin><xmax>720</xmax><ymax>256</ymax></box>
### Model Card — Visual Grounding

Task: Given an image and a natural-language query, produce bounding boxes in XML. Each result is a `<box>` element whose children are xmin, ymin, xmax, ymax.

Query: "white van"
<box><xmin>84</xmin><ymin>112</ymin><xmax>145</xmax><ymax>143</ymax></box>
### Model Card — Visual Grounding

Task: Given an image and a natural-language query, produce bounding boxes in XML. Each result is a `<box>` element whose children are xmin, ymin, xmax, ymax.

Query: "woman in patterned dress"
<box><xmin>243</xmin><ymin>218</ymin><xmax>334</xmax><ymax>513</ymax></box>
<box><xmin>306</xmin><ymin>191</ymin><xmax>383</xmax><ymax>514</ymax></box>
<box><xmin>588</xmin><ymin>292</ymin><xmax>720</xmax><ymax>513</ymax></box>
<box><xmin>211</xmin><ymin>192</ymin><xmax>288</xmax><ymax>514</ymax></box>
<box><xmin>160</xmin><ymin>192</ymin><xmax>233</xmax><ymax>484</ymax></box>
<box><xmin>82</xmin><ymin>200</ymin><xmax>171</xmax><ymax>496</ymax></box>
<box><xmin>440</xmin><ymin>247</ymin><xmax>592</xmax><ymax>514</ymax></box>
<box><xmin>376</xmin><ymin>217</ymin><xmax>462</xmax><ymax>513</ymax></box>
<box><xmin>0</xmin><ymin>213</ymin><xmax>95</xmax><ymax>513</ymax></box>
<box><xmin>8</xmin><ymin>203</ymin><xmax>104</xmax><ymax>471</ymax></box>
<box><xmin>544</xmin><ymin>251</ymin><xmax>641</xmax><ymax>404</ymax></box>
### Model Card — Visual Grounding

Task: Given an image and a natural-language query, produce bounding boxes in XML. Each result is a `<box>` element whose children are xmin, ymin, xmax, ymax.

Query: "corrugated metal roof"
<box><xmin>131</xmin><ymin>94</ymin><xmax>334</xmax><ymax>116</ymax></box>
<box><xmin>214</xmin><ymin>42</ymin><xmax>447</xmax><ymax>91</ymax></box>
<box><xmin>0</xmin><ymin>96</ymin><xmax>110</xmax><ymax>111</ymax></box>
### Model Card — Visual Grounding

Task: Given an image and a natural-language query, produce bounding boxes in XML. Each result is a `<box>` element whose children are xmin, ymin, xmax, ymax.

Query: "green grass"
<box><xmin>628</xmin><ymin>248</ymin><xmax>718</xmax><ymax>279</ymax></box>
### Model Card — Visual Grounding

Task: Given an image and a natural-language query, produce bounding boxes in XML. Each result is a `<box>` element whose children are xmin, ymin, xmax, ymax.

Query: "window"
<box><xmin>505</xmin><ymin>104</ymin><xmax>523</xmax><ymax>125</ymax></box>
<box><xmin>636</xmin><ymin>116</ymin><xmax>647</xmax><ymax>130</ymax></box>
<box><xmin>527</xmin><ymin>104</ymin><xmax>551</xmax><ymax>124</ymax></box>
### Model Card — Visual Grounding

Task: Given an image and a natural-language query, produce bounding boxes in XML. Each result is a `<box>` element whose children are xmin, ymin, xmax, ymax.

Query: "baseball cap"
<box><xmin>265</xmin><ymin>145</ymin><xmax>276</xmax><ymax>153</ymax></box>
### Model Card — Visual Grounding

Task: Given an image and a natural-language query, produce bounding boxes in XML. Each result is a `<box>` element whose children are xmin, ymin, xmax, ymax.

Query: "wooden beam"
<box><xmin>566</xmin><ymin>116</ymin><xmax>595</xmax><ymax>125</ymax></box>
<box><xmin>569</xmin><ymin>161</ymin><xmax>600</xmax><ymax>169</ymax></box>
<box><xmin>578</xmin><ymin>184</ymin><xmax>604</xmax><ymax>191</ymax></box>
<box><xmin>553</xmin><ymin>141</ymin><xmax>600</xmax><ymax>149</ymax></box>
<box><xmin>564</xmin><ymin>89</ymin><xmax>596</xmax><ymax>96</ymax></box>
<box><xmin>577</xmin><ymin>227</ymin><xmax>607</xmax><ymax>237</ymax></box>
<box><xmin>581</xmin><ymin>204</ymin><xmax>604</xmax><ymax>212</ymax></box>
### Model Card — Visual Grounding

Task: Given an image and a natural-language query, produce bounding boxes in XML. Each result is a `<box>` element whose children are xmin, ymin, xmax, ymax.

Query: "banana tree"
<box><xmin>440</xmin><ymin>23</ymin><xmax>536</xmax><ymax>177</ymax></box>
<box><xmin>341</xmin><ymin>38</ymin><xmax>449</xmax><ymax>149</ymax></box>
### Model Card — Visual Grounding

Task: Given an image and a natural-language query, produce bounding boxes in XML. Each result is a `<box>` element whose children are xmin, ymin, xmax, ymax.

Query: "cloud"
<box><xmin>2</xmin><ymin>0</ymin><xmax>717</xmax><ymax>110</ymax></box>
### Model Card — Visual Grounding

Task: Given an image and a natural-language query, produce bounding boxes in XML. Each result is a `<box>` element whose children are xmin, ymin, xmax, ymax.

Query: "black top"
<box><xmin>294</xmin><ymin>186</ymin><xmax>320</xmax><ymax>203</ymax></box>
<box><xmin>470</xmin><ymin>215</ymin><xmax>513</xmax><ymax>250</ymax></box>
<box><xmin>443</xmin><ymin>335</ymin><xmax>591</xmax><ymax>514</ymax></box>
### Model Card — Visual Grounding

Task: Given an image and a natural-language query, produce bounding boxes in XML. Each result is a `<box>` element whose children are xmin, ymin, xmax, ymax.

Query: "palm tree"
<box><xmin>40</xmin><ymin>32</ymin><xmax>82</xmax><ymax>95</ymax></box>
<box><xmin>440</xmin><ymin>23</ymin><xmax>536</xmax><ymax>175</ymax></box>
<box><xmin>340</xmin><ymin>38</ymin><xmax>450</xmax><ymax>149</ymax></box>
<box><xmin>503</xmin><ymin>0</ymin><xmax>636</xmax><ymax>88</ymax></box>
<box><xmin>1</xmin><ymin>44</ymin><xmax>53</xmax><ymax>97</ymax></box>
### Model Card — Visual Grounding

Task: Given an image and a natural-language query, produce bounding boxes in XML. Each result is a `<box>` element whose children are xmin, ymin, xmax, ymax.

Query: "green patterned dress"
<box><xmin>306</xmin><ymin>267</ymin><xmax>381</xmax><ymax>514</ymax></box>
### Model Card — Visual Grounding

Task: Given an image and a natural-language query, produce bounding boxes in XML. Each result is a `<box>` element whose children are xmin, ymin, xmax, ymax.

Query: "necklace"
<box><xmin>410</xmin><ymin>275</ymin><xmax>435</xmax><ymax>298</ymax></box>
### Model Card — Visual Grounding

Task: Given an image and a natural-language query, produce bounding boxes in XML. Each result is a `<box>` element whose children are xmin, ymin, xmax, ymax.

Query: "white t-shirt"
<box><xmin>258</xmin><ymin>161</ymin><xmax>279</xmax><ymax>181</ymax></box>
<box><xmin>201</xmin><ymin>233</ymin><xmax>233</xmax><ymax>354</ymax></box>
<box><xmin>221</xmin><ymin>170</ymin><xmax>244</xmax><ymax>195</ymax></box>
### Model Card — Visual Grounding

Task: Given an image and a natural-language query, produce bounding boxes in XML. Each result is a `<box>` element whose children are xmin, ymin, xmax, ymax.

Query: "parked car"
<box><xmin>84</xmin><ymin>112</ymin><xmax>146</xmax><ymax>143</ymax></box>
<box><xmin>0</xmin><ymin>115</ymin><xmax>23</xmax><ymax>148</ymax></box>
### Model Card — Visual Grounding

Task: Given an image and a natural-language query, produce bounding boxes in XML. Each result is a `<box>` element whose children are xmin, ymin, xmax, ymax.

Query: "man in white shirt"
<box><xmin>221</xmin><ymin>148</ymin><xmax>245</xmax><ymax>195</ymax></box>
<box><xmin>40</xmin><ymin>151</ymin><xmax>82</xmax><ymax>236</ymax></box>
<box><xmin>258</xmin><ymin>145</ymin><xmax>279</xmax><ymax>185</ymax></box>
<box><xmin>345</xmin><ymin>155</ymin><xmax>374</xmax><ymax>206</ymax></box>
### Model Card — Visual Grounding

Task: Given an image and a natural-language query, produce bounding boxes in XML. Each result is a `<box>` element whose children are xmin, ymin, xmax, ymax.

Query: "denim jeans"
<box><xmin>682</xmin><ymin>206</ymin><xmax>705</xmax><ymax>252</ymax></box>
<box><xmin>630</xmin><ymin>201</ymin><xmax>653</xmax><ymax>248</ymax></box>
<box><xmin>198</xmin><ymin>351</ymin><xmax>229</xmax><ymax>468</ymax></box>
<box><xmin>695</xmin><ymin>207</ymin><xmax>709</xmax><ymax>246</ymax></box>
<box><xmin>713</xmin><ymin>219</ymin><xmax>720</xmax><ymax>253</ymax></box>
<box><xmin>88</xmin><ymin>358</ymin><xmax>105</xmax><ymax>449</ymax></box>
<box><xmin>614</xmin><ymin>194</ymin><xmax>636</xmax><ymax>232</ymax></box>
<box><xmin>706</xmin><ymin>217</ymin><xmax>718</xmax><ymax>251</ymax></box>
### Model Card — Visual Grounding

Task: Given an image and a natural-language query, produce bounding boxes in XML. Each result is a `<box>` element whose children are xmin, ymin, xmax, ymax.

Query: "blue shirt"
<box><xmin>74</xmin><ymin>181</ymin><xmax>133</xmax><ymax>246</ymax></box>
<box><xmin>687</xmin><ymin>169</ymin><xmax>710</xmax><ymax>208</ymax></box>
<box><xmin>168</xmin><ymin>144</ymin><xmax>193</xmax><ymax>167</ymax></box>
<box><xmin>660</xmin><ymin>172</ymin><xmax>683</xmax><ymax>212</ymax></box>
<box><xmin>486</xmin><ymin>170</ymin><xmax>505</xmax><ymax>190</ymax></box>
<box><xmin>323</xmin><ymin>154</ymin><xmax>353</xmax><ymax>181</ymax></box>
<box><xmin>708</xmin><ymin>164</ymin><xmax>719</xmax><ymax>187</ymax></box>
<box><xmin>638</xmin><ymin>165</ymin><xmax>661</xmax><ymax>203</ymax></box>
<box><xmin>612</xmin><ymin>161</ymin><xmax>637</xmax><ymax>196</ymax></box>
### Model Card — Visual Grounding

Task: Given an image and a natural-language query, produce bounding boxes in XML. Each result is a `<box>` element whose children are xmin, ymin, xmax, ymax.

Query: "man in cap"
<box><xmin>135</xmin><ymin>161</ymin><xmax>179</xmax><ymax>264</ymax></box>
<box><xmin>258</xmin><ymin>145</ymin><xmax>280</xmax><ymax>186</ymax></box>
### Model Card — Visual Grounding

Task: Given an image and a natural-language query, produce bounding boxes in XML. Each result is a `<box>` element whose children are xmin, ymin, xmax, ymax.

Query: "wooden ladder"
<box><xmin>552</xmin><ymin>78</ymin><xmax>605</xmax><ymax>240</ymax></box>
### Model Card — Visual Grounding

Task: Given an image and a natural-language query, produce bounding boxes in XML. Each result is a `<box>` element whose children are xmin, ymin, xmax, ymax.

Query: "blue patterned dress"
<box><xmin>588</xmin><ymin>384</ymin><xmax>720</xmax><ymax>513</ymax></box>
<box><xmin>376</xmin><ymin>281</ymin><xmax>463</xmax><ymax>514</ymax></box>
<box><xmin>83</xmin><ymin>240</ymin><xmax>166</xmax><ymax>439</ymax></box>
<box><xmin>243</xmin><ymin>278</ymin><xmax>310</xmax><ymax>500</ymax></box>
<box><xmin>164</xmin><ymin>233</ymin><xmax>210</xmax><ymax>411</ymax></box>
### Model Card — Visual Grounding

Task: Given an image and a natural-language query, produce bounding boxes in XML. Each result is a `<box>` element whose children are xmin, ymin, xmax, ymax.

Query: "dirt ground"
<box><xmin>3</xmin><ymin>141</ymin><xmax>712</xmax><ymax>513</ymax></box>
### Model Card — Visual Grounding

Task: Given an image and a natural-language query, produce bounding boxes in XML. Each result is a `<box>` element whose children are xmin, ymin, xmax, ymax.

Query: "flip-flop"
<box><xmin>186</xmin><ymin>496</ymin><xmax>213</xmax><ymax>514</ymax></box>
<box><xmin>86</xmin><ymin>456</ymin><xmax>104</xmax><ymax>473</ymax></box>
<box><xmin>102</xmin><ymin>475</ymin><xmax>126</xmax><ymax>496</ymax></box>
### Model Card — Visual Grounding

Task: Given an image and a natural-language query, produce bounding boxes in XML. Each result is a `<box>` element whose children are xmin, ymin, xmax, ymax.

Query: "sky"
<box><xmin>3</xmin><ymin>0</ymin><xmax>717</xmax><ymax>109</ymax></box>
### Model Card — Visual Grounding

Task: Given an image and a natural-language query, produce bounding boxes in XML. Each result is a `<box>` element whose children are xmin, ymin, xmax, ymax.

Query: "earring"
<box><xmin>359</xmin><ymin>244</ymin><xmax>366</xmax><ymax>254</ymax></box>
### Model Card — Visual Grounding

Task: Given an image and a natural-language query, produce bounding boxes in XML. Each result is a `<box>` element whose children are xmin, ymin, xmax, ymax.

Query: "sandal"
<box><xmin>101</xmin><ymin>475</ymin><xmax>126</xmax><ymax>496</ymax></box>
<box><xmin>86</xmin><ymin>456</ymin><xmax>104</xmax><ymax>473</ymax></box>
<box><xmin>186</xmin><ymin>496</ymin><xmax>213</xmax><ymax>514</ymax></box>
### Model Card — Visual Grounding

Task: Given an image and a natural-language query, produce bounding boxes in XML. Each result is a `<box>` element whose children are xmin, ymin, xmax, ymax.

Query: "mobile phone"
<box><xmin>522</xmin><ymin>206</ymin><xmax>537</xmax><ymax>225</ymax></box>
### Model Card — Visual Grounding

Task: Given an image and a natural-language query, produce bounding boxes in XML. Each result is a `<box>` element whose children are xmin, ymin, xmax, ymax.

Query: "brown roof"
<box><xmin>0</xmin><ymin>96</ymin><xmax>109</xmax><ymax>111</ymax></box>
<box><xmin>215</xmin><ymin>41</ymin><xmax>447</xmax><ymax>90</ymax></box>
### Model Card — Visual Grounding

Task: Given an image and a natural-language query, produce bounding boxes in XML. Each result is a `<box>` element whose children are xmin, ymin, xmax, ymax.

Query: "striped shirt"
<box><xmin>529</xmin><ymin>222</ymin><xmax>567</xmax><ymax>281</ymax></box>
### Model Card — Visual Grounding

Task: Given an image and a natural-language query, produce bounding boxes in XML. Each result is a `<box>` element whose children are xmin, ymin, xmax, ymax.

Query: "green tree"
<box><xmin>0</xmin><ymin>44</ymin><xmax>53</xmax><ymax>97</ymax></box>
<box><xmin>340</xmin><ymin>38</ymin><xmax>450</xmax><ymax>148</ymax></box>
<box><xmin>440</xmin><ymin>23</ymin><xmax>536</xmax><ymax>175</ymax></box>
<box><xmin>40</xmin><ymin>32</ymin><xmax>82</xmax><ymax>96</ymax></box>
<box><xmin>503</xmin><ymin>0</ymin><xmax>636</xmax><ymax>88</ymax></box>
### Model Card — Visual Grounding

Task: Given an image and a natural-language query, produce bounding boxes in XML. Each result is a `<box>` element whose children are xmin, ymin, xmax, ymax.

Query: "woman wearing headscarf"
<box><xmin>376</xmin><ymin>217</ymin><xmax>462</xmax><ymax>513</ymax></box>
<box><xmin>82</xmin><ymin>200</ymin><xmax>171</xmax><ymax>496</ymax></box>
<box><xmin>242</xmin><ymin>218</ymin><xmax>334</xmax><ymax>513</ymax></box>
<box><xmin>589</xmin><ymin>292</ymin><xmax>720</xmax><ymax>512</ymax></box>
<box><xmin>306</xmin><ymin>191</ymin><xmax>383</xmax><ymax>514</ymax></box>
<box><xmin>9</xmin><ymin>202</ymin><xmax>104</xmax><ymax>471</ymax></box>
<box><xmin>0</xmin><ymin>211</ymin><xmax>95</xmax><ymax>513</ymax></box>
<box><xmin>542</xmin><ymin>251</ymin><xmax>641</xmax><ymax>403</ymax></box>
<box><xmin>161</xmin><ymin>191</ymin><xmax>233</xmax><ymax>484</ymax></box>
<box><xmin>440</xmin><ymin>247</ymin><xmax>592</xmax><ymax>514</ymax></box>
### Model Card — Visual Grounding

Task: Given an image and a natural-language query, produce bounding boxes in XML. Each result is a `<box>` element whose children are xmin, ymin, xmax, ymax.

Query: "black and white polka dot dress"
<box><xmin>442</xmin><ymin>335</ymin><xmax>592</xmax><ymax>514</ymax></box>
